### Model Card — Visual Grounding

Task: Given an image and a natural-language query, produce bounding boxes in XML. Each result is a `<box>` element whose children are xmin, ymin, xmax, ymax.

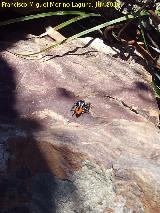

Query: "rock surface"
<box><xmin>0</xmin><ymin>28</ymin><xmax>160</xmax><ymax>213</ymax></box>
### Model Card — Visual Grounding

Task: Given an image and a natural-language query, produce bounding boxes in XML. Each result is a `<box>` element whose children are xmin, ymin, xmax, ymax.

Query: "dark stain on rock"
<box><xmin>134</xmin><ymin>82</ymin><xmax>151</xmax><ymax>91</ymax></box>
<box><xmin>7</xmin><ymin>138</ymin><xmax>83</xmax><ymax>180</ymax></box>
<box><xmin>56</xmin><ymin>87</ymin><xmax>76</xmax><ymax>99</ymax></box>
<box><xmin>4</xmin><ymin>136</ymin><xmax>86</xmax><ymax>212</ymax></box>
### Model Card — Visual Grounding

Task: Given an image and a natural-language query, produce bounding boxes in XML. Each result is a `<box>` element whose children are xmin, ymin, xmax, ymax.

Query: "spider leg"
<box><xmin>72</xmin><ymin>111</ymin><xmax>75</xmax><ymax>116</ymax></box>
<box><xmin>71</xmin><ymin>105</ymin><xmax>76</xmax><ymax>111</ymax></box>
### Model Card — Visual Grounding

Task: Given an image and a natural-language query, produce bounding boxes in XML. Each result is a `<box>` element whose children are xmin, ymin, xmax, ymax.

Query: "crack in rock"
<box><xmin>105</xmin><ymin>95</ymin><xmax>150</xmax><ymax>121</ymax></box>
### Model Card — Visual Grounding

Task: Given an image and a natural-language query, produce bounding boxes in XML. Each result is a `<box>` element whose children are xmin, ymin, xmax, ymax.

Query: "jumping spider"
<box><xmin>71</xmin><ymin>100</ymin><xmax>91</xmax><ymax>118</ymax></box>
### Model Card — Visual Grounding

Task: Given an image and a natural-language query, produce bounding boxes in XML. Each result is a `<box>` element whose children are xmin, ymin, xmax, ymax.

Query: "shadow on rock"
<box><xmin>0</xmin><ymin>52</ymin><xmax>59</xmax><ymax>213</ymax></box>
<box><xmin>0</xmin><ymin>20</ymin><xmax>81</xmax><ymax>213</ymax></box>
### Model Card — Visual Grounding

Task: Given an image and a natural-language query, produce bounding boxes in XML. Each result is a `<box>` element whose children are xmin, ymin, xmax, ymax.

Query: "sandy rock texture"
<box><xmin>0</xmin><ymin>32</ymin><xmax>160</xmax><ymax>213</ymax></box>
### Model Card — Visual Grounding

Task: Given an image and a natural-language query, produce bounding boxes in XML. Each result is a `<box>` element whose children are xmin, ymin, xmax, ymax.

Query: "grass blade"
<box><xmin>0</xmin><ymin>11</ymin><xmax>100</xmax><ymax>27</ymax></box>
<box><xmin>14</xmin><ymin>11</ymin><xmax>149</xmax><ymax>56</ymax></box>
<box><xmin>152</xmin><ymin>80</ymin><xmax>160</xmax><ymax>98</ymax></box>
<box><xmin>55</xmin><ymin>14</ymin><xmax>100</xmax><ymax>31</ymax></box>
<box><xmin>69</xmin><ymin>11</ymin><xmax>149</xmax><ymax>40</ymax></box>
<box><xmin>140</xmin><ymin>21</ymin><xmax>149</xmax><ymax>51</ymax></box>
